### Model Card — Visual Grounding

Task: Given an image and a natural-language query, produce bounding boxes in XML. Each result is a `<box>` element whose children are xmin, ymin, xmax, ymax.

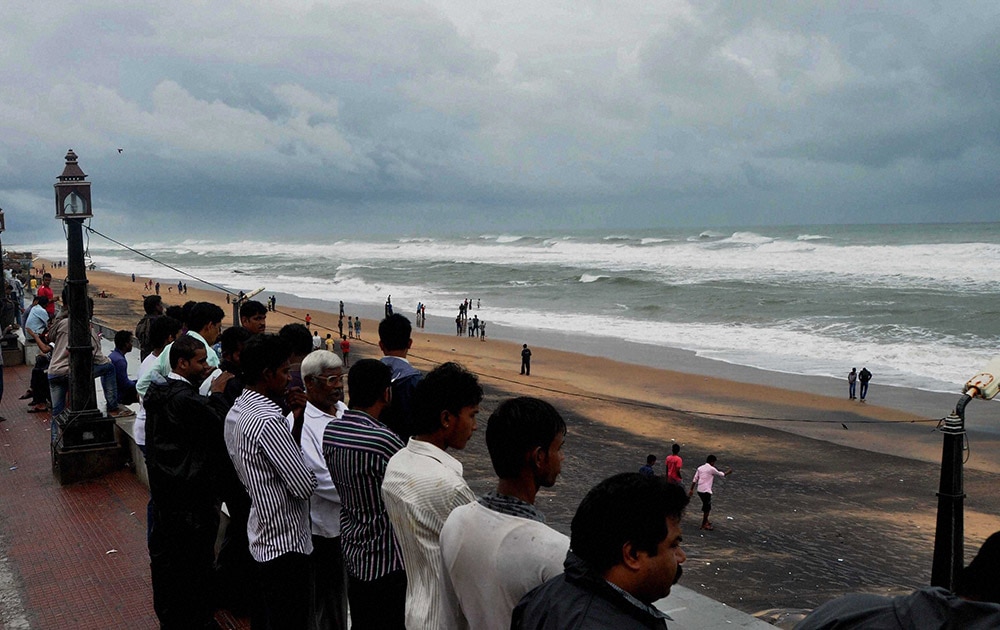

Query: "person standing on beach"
<box><xmin>340</xmin><ymin>335</ymin><xmax>350</xmax><ymax>367</ymax></box>
<box><xmin>859</xmin><ymin>367</ymin><xmax>872</xmax><ymax>402</ymax></box>
<box><xmin>639</xmin><ymin>454</ymin><xmax>656</xmax><ymax>476</ymax></box>
<box><xmin>848</xmin><ymin>368</ymin><xmax>857</xmax><ymax>400</ymax></box>
<box><xmin>305</xmin><ymin>313</ymin><xmax>312</xmax><ymax>330</ymax></box>
<box><xmin>382</xmin><ymin>362</ymin><xmax>483</xmax><ymax>630</ymax></box>
<box><xmin>690</xmin><ymin>455</ymin><xmax>732</xmax><ymax>531</ymax></box>
<box><xmin>520</xmin><ymin>344</ymin><xmax>532</xmax><ymax>376</ymax></box>
<box><xmin>354</xmin><ymin>316</ymin><xmax>361</xmax><ymax>339</ymax></box>
<box><xmin>379</xmin><ymin>314</ymin><xmax>422</xmax><ymax>442</ymax></box>
<box><xmin>440</xmin><ymin>397</ymin><xmax>569</xmax><ymax>630</ymax></box>
<box><xmin>312</xmin><ymin>330</ymin><xmax>322</xmax><ymax>350</ymax></box>
<box><xmin>666</xmin><ymin>443</ymin><xmax>683</xmax><ymax>485</ymax></box>
<box><xmin>325</xmin><ymin>333</ymin><xmax>335</xmax><ymax>352</ymax></box>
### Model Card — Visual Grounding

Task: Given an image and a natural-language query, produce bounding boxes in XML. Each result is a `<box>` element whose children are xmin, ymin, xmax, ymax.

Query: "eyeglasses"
<box><xmin>312</xmin><ymin>374</ymin><xmax>346</xmax><ymax>386</ymax></box>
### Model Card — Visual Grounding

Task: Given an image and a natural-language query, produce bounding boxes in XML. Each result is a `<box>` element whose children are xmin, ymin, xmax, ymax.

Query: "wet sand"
<box><xmin>41</xmin><ymin>260</ymin><xmax>1000</xmax><ymax>616</ymax></box>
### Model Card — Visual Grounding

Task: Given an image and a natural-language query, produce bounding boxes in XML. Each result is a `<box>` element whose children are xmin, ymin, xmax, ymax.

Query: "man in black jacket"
<box><xmin>145</xmin><ymin>335</ymin><xmax>233</xmax><ymax>629</ymax></box>
<box><xmin>513</xmin><ymin>473</ymin><xmax>688</xmax><ymax>629</ymax></box>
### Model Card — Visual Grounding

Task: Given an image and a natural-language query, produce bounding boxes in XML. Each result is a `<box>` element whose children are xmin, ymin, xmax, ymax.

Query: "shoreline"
<box><xmin>36</xmin><ymin>259</ymin><xmax>1000</xmax><ymax>616</ymax></box>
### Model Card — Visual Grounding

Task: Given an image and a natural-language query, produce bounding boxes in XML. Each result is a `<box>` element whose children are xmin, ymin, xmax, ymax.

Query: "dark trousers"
<box><xmin>257</xmin><ymin>552</ymin><xmax>313</xmax><ymax>630</ymax></box>
<box><xmin>347</xmin><ymin>570</ymin><xmax>407</xmax><ymax>630</ymax></box>
<box><xmin>311</xmin><ymin>535</ymin><xmax>348</xmax><ymax>630</ymax></box>
<box><xmin>860</xmin><ymin>381</ymin><xmax>869</xmax><ymax>399</ymax></box>
<box><xmin>148</xmin><ymin>503</ymin><xmax>220</xmax><ymax>630</ymax></box>
<box><xmin>521</xmin><ymin>359</ymin><xmax>530</xmax><ymax>375</ymax></box>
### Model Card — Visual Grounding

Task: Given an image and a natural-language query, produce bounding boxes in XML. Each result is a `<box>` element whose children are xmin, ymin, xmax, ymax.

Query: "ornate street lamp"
<box><xmin>52</xmin><ymin>150</ymin><xmax>120</xmax><ymax>483</ymax></box>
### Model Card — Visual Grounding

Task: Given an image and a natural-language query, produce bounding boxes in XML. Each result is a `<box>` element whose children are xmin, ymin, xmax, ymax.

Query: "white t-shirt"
<box><xmin>286</xmin><ymin>401</ymin><xmax>347</xmax><ymax>538</ymax></box>
<box><xmin>134</xmin><ymin>352</ymin><xmax>161</xmax><ymax>446</ymax></box>
<box><xmin>692</xmin><ymin>462</ymin><xmax>726</xmax><ymax>494</ymax></box>
<box><xmin>440</xmin><ymin>502</ymin><xmax>569</xmax><ymax>630</ymax></box>
<box><xmin>382</xmin><ymin>438</ymin><xmax>476</xmax><ymax>630</ymax></box>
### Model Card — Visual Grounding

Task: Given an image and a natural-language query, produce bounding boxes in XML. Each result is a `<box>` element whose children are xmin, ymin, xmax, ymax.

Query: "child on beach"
<box><xmin>639</xmin><ymin>454</ymin><xmax>656</xmax><ymax>476</ymax></box>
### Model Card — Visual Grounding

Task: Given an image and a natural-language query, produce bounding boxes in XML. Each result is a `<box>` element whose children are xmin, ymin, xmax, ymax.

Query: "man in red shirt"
<box><xmin>37</xmin><ymin>273</ymin><xmax>55</xmax><ymax>317</ymax></box>
<box><xmin>665</xmin><ymin>443</ymin><xmax>683</xmax><ymax>485</ymax></box>
<box><xmin>339</xmin><ymin>335</ymin><xmax>350</xmax><ymax>367</ymax></box>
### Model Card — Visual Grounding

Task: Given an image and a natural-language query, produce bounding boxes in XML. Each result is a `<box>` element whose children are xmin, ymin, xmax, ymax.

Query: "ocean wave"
<box><xmin>639</xmin><ymin>237</ymin><xmax>672</xmax><ymax>245</ymax></box>
<box><xmin>602</xmin><ymin>235</ymin><xmax>634</xmax><ymax>242</ymax></box>
<box><xmin>717</xmin><ymin>231</ymin><xmax>775</xmax><ymax>246</ymax></box>
<box><xmin>579</xmin><ymin>274</ymin><xmax>610</xmax><ymax>283</ymax></box>
<box><xmin>797</xmin><ymin>234</ymin><xmax>830</xmax><ymax>241</ymax></box>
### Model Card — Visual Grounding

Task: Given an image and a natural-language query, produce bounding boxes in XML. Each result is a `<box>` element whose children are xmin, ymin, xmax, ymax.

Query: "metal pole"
<box><xmin>930</xmin><ymin>400</ymin><xmax>968</xmax><ymax>589</ymax></box>
<box><xmin>65</xmin><ymin>217</ymin><xmax>97</xmax><ymax>414</ymax></box>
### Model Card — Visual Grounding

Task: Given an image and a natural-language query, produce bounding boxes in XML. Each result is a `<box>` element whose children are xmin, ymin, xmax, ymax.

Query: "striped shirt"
<box><xmin>322</xmin><ymin>409</ymin><xmax>406</xmax><ymax>581</ymax></box>
<box><xmin>224</xmin><ymin>389</ymin><xmax>317</xmax><ymax>562</ymax></box>
<box><xmin>382</xmin><ymin>438</ymin><xmax>477</xmax><ymax>630</ymax></box>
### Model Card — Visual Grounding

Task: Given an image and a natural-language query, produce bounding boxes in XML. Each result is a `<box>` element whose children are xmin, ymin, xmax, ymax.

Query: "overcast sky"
<box><xmin>2</xmin><ymin>0</ymin><xmax>998</xmax><ymax>242</ymax></box>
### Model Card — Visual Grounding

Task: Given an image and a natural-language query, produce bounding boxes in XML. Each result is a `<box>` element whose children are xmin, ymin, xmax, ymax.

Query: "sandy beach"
<box><xmin>39</xmin><ymin>260</ymin><xmax>1000</xmax><ymax>617</ymax></box>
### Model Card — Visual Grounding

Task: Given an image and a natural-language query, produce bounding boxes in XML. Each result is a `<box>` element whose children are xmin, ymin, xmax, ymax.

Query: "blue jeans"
<box><xmin>49</xmin><ymin>363</ymin><xmax>120</xmax><ymax>443</ymax></box>
<box><xmin>849</xmin><ymin>382</ymin><xmax>856</xmax><ymax>398</ymax></box>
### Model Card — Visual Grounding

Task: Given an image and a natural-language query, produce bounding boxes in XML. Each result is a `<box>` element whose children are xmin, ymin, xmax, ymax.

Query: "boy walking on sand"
<box><xmin>339</xmin><ymin>335</ymin><xmax>350</xmax><ymax>367</ymax></box>
<box><xmin>690</xmin><ymin>455</ymin><xmax>733</xmax><ymax>531</ymax></box>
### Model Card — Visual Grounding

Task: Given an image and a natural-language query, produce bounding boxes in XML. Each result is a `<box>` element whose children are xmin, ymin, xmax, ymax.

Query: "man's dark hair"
<box><xmin>378</xmin><ymin>314</ymin><xmax>412</xmax><ymax>352</ymax></box>
<box><xmin>36</xmin><ymin>295</ymin><xmax>49</xmax><ymax>307</ymax></box>
<box><xmin>187</xmin><ymin>302</ymin><xmax>224</xmax><ymax>333</ymax></box>
<box><xmin>150</xmin><ymin>316</ymin><xmax>183</xmax><ymax>349</ymax></box>
<box><xmin>241</xmin><ymin>334</ymin><xmax>292</xmax><ymax>385</ymax></box>
<box><xmin>485</xmin><ymin>397</ymin><xmax>566</xmax><ymax>479</ymax></box>
<box><xmin>706</xmin><ymin>455</ymin><xmax>717</xmax><ymax>464</ymax></box>
<box><xmin>142</xmin><ymin>294</ymin><xmax>162</xmax><ymax>315</ymax></box>
<box><xmin>672</xmin><ymin>444</ymin><xmax>681</xmax><ymax>455</ymax></box>
<box><xmin>347</xmin><ymin>359</ymin><xmax>392</xmax><ymax>409</ymax></box>
<box><xmin>240</xmin><ymin>299</ymin><xmax>267</xmax><ymax>319</ymax></box>
<box><xmin>955</xmin><ymin>530</ymin><xmax>1000</xmax><ymax>603</ymax></box>
<box><xmin>114</xmin><ymin>330</ymin><xmax>132</xmax><ymax>349</ymax></box>
<box><xmin>647</xmin><ymin>454</ymin><xmax>657</xmax><ymax>465</ymax></box>
<box><xmin>220</xmin><ymin>326</ymin><xmax>253</xmax><ymax>357</ymax></box>
<box><xmin>411</xmin><ymin>362</ymin><xmax>483</xmax><ymax>436</ymax></box>
<box><xmin>164</xmin><ymin>305</ymin><xmax>185</xmax><ymax>324</ymax></box>
<box><xmin>169</xmin><ymin>334</ymin><xmax>205</xmax><ymax>369</ymax></box>
<box><xmin>570</xmin><ymin>473</ymin><xmax>688</xmax><ymax>574</ymax></box>
<box><xmin>42</xmin><ymin>272</ymin><xmax>51</xmax><ymax>280</ymax></box>
<box><xmin>279</xmin><ymin>323</ymin><xmax>314</xmax><ymax>357</ymax></box>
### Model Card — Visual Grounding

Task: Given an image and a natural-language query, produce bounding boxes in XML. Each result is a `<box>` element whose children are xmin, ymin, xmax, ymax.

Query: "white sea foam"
<box><xmin>797</xmin><ymin>234</ymin><xmax>830</xmax><ymax>241</ymax></box>
<box><xmin>579</xmin><ymin>274</ymin><xmax>609</xmax><ymax>283</ymax></box>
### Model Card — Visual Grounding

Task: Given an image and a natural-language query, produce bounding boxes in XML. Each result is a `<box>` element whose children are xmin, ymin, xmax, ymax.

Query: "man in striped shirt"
<box><xmin>323</xmin><ymin>359</ymin><xmax>407</xmax><ymax>630</ymax></box>
<box><xmin>224</xmin><ymin>334</ymin><xmax>318</xmax><ymax>630</ymax></box>
<box><xmin>382</xmin><ymin>362</ymin><xmax>483</xmax><ymax>629</ymax></box>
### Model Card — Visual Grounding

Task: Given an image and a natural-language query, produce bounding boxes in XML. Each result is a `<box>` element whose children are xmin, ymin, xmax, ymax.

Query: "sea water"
<box><xmin>31</xmin><ymin>222</ymin><xmax>1000</xmax><ymax>394</ymax></box>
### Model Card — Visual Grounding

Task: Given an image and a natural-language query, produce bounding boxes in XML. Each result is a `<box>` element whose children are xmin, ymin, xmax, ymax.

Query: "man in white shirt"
<box><xmin>382</xmin><ymin>362</ymin><xmax>483</xmax><ymax>630</ymax></box>
<box><xmin>293</xmin><ymin>349</ymin><xmax>349</xmax><ymax>630</ymax></box>
<box><xmin>440</xmin><ymin>397</ymin><xmax>570</xmax><ymax>630</ymax></box>
<box><xmin>689</xmin><ymin>454</ymin><xmax>733</xmax><ymax>531</ymax></box>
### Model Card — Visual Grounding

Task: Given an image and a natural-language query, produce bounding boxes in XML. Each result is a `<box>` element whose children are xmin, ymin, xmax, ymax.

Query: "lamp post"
<box><xmin>51</xmin><ymin>149</ymin><xmax>121</xmax><ymax>484</ymax></box>
<box><xmin>930</xmin><ymin>357</ymin><xmax>1000</xmax><ymax>589</ymax></box>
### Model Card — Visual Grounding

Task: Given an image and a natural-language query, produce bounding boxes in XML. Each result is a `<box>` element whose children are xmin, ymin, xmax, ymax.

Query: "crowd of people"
<box><xmin>6</xmin><ymin>269</ymin><xmax>999</xmax><ymax>629</ymax></box>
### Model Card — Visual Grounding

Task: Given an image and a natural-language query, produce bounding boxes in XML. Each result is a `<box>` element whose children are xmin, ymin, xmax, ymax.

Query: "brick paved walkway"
<box><xmin>0</xmin><ymin>364</ymin><xmax>250</xmax><ymax>629</ymax></box>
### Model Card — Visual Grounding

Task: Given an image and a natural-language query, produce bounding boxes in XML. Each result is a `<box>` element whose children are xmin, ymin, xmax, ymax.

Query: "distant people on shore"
<box><xmin>513</xmin><ymin>473</ymin><xmax>688</xmax><ymax>629</ymax></box>
<box><xmin>666</xmin><ymin>443</ymin><xmax>683</xmax><ymax>485</ymax></box>
<box><xmin>441</xmin><ymin>396</ymin><xmax>569</xmax><ymax>629</ymax></box>
<box><xmin>690</xmin><ymin>454</ymin><xmax>733</xmax><ymax>531</ymax></box>
<box><xmin>354</xmin><ymin>316</ymin><xmax>361</xmax><ymax>339</ymax></box>
<box><xmin>385</xmin><ymin>295</ymin><xmax>393</xmax><ymax>317</ymax></box>
<box><xmin>798</xmin><ymin>530</ymin><xmax>1000</xmax><ymax>629</ymax></box>
<box><xmin>639</xmin><ymin>454</ymin><xmax>656</xmax><ymax>476</ymax></box>
<box><xmin>848</xmin><ymin>368</ymin><xmax>857</xmax><ymax>400</ymax></box>
<box><xmin>521</xmin><ymin>344</ymin><xmax>532</xmax><ymax>376</ymax></box>
<box><xmin>339</xmin><ymin>335</ymin><xmax>350</xmax><ymax>367</ymax></box>
<box><xmin>859</xmin><ymin>367</ymin><xmax>873</xmax><ymax>402</ymax></box>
